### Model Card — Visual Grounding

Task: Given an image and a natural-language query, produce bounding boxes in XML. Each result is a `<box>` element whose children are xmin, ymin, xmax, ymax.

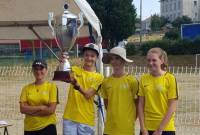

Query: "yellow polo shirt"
<box><xmin>20</xmin><ymin>81</ymin><xmax>58</xmax><ymax>131</ymax></box>
<box><xmin>138</xmin><ymin>72</ymin><xmax>178</xmax><ymax>131</ymax></box>
<box><xmin>100</xmin><ymin>74</ymin><xmax>138</xmax><ymax>135</ymax></box>
<box><xmin>63</xmin><ymin>66</ymin><xmax>104</xmax><ymax>126</ymax></box>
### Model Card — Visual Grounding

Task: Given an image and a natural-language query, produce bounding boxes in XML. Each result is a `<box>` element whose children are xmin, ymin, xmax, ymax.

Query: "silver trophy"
<box><xmin>48</xmin><ymin>3</ymin><xmax>84</xmax><ymax>81</ymax></box>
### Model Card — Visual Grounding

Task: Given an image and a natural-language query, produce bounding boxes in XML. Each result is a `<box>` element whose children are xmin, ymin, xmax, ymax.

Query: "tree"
<box><xmin>150</xmin><ymin>14</ymin><xmax>161</xmax><ymax>31</ymax></box>
<box><xmin>160</xmin><ymin>16</ymin><xmax>170</xmax><ymax>27</ymax></box>
<box><xmin>87</xmin><ymin>0</ymin><xmax>137</xmax><ymax>48</ymax></box>
<box><xmin>172</xmin><ymin>16</ymin><xmax>192</xmax><ymax>29</ymax></box>
<box><xmin>163</xmin><ymin>29</ymin><xmax>180</xmax><ymax>40</ymax></box>
<box><xmin>150</xmin><ymin>14</ymin><xmax>169</xmax><ymax>31</ymax></box>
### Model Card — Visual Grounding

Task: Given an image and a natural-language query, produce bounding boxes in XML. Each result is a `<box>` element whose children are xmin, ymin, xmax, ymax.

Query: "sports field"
<box><xmin>127</xmin><ymin>32</ymin><xmax>164</xmax><ymax>43</ymax></box>
<box><xmin>0</xmin><ymin>65</ymin><xmax>200</xmax><ymax>135</ymax></box>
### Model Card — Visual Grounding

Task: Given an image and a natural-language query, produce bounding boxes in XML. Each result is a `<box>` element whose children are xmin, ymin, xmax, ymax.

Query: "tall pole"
<box><xmin>140</xmin><ymin>0</ymin><xmax>142</xmax><ymax>46</ymax></box>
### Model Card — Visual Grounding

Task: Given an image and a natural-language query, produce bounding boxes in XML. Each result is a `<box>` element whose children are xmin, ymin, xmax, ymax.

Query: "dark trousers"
<box><xmin>24</xmin><ymin>124</ymin><xmax>57</xmax><ymax>135</ymax></box>
<box><xmin>140</xmin><ymin>131</ymin><xmax>175</xmax><ymax>135</ymax></box>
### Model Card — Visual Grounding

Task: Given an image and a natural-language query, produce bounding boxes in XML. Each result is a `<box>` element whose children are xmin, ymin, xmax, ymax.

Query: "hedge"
<box><xmin>139</xmin><ymin>38</ymin><xmax>200</xmax><ymax>55</ymax></box>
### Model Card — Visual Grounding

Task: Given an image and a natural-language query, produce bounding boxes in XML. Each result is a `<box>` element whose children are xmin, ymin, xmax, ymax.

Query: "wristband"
<box><xmin>74</xmin><ymin>85</ymin><xmax>80</xmax><ymax>90</ymax></box>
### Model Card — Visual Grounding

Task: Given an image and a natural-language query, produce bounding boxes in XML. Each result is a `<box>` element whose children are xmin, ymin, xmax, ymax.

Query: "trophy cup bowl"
<box><xmin>48</xmin><ymin>4</ymin><xmax>84</xmax><ymax>81</ymax></box>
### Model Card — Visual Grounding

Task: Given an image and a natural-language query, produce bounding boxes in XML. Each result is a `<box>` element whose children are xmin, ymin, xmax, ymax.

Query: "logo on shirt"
<box><xmin>43</xmin><ymin>91</ymin><xmax>48</xmax><ymax>95</ymax></box>
<box><xmin>119</xmin><ymin>83</ymin><xmax>129</xmax><ymax>90</ymax></box>
<box><xmin>144</xmin><ymin>84</ymin><xmax>149</xmax><ymax>87</ymax></box>
<box><xmin>156</xmin><ymin>84</ymin><xmax>164</xmax><ymax>92</ymax></box>
<box><xmin>124</xmin><ymin>84</ymin><xmax>129</xmax><ymax>90</ymax></box>
<box><xmin>87</xmin><ymin>77</ymin><xmax>94</xmax><ymax>82</ymax></box>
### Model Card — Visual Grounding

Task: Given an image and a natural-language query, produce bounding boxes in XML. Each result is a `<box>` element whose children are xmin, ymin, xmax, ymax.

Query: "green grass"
<box><xmin>128</xmin><ymin>33</ymin><xmax>164</xmax><ymax>43</ymax></box>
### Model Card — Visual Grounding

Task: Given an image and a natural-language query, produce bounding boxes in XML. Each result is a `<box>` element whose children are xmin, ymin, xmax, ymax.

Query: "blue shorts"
<box><xmin>63</xmin><ymin>119</ymin><xmax>95</xmax><ymax>135</ymax></box>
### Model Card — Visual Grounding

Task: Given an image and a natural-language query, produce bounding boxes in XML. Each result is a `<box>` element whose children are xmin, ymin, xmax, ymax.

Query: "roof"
<box><xmin>0</xmin><ymin>0</ymin><xmax>90</xmax><ymax>39</ymax></box>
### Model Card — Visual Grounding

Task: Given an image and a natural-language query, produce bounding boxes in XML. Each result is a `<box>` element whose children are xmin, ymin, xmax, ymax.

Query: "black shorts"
<box><xmin>24</xmin><ymin>124</ymin><xmax>57</xmax><ymax>135</ymax></box>
<box><xmin>140</xmin><ymin>131</ymin><xmax>175</xmax><ymax>135</ymax></box>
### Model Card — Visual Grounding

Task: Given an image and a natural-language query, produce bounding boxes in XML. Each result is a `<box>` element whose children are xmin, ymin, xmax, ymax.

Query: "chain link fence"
<box><xmin>0</xmin><ymin>66</ymin><xmax>200</xmax><ymax>135</ymax></box>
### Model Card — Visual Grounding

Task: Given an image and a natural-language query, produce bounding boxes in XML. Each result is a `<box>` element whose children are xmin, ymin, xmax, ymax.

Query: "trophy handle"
<box><xmin>48</xmin><ymin>12</ymin><xmax>63</xmax><ymax>51</ymax></box>
<box><xmin>48</xmin><ymin>12</ymin><xmax>55</xmax><ymax>36</ymax></box>
<box><xmin>77</xmin><ymin>12</ymin><xmax>84</xmax><ymax>33</ymax></box>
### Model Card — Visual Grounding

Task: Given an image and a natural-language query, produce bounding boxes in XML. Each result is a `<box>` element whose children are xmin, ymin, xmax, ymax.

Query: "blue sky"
<box><xmin>133</xmin><ymin>0</ymin><xmax>160</xmax><ymax>20</ymax></box>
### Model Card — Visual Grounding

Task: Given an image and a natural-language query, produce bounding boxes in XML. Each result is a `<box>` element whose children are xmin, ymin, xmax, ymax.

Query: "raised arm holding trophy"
<box><xmin>48</xmin><ymin>3</ymin><xmax>84</xmax><ymax>81</ymax></box>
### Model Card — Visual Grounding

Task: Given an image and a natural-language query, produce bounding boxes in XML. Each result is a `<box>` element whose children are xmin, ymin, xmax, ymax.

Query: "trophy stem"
<box><xmin>59</xmin><ymin>51</ymin><xmax>71</xmax><ymax>71</ymax></box>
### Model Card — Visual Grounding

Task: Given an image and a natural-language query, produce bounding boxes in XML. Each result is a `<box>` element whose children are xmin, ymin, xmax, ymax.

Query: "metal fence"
<box><xmin>0</xmin><ymin>66</ymin><xmax>200</xmax><ymax>135</ymax></box>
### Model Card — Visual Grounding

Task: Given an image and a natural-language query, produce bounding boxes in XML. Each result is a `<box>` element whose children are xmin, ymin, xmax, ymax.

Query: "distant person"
<box><xmin>138</xmin><ymin>47</ymin><xmax>178</xmax><ymax>135</ymax></box>
<box><xmin>20</xmin><ymin>59</ymin><xmax>58</xmax><ymax>135</ymax></box>
<box><xmin>61</xmin><ymin>43</ymin><xmax>104</xmax><ymax>135</ymax></box>
<box><xmin>100</xmin><ymin>47</ymin><xmax>138</xmax><ymax>135</ymax></box>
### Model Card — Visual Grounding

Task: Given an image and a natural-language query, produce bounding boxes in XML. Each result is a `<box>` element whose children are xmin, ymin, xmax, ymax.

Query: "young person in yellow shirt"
<box><xmin>62</xmin><ymin>43</ymin><xmax>104</xmax><ymax>135</ymax></box>
<box><xmin>100</xmin><ymin>47</ymin><xmax>139</xmax><ymax>135</ymax></box>
<box><xmin>20</xmin><ymin>59</ymin><xmax>58</xmax><ymax>135</ymax></box>
<box><xmin>138</xmin><ymin>48</ymin><xmax>178</xmax><ymax>135</ymax></box>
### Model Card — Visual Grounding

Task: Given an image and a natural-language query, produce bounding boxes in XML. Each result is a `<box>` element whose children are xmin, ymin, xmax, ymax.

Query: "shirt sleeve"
<box><xmin>137</xmin><ymin>76</ymin><xmax>145</xmax><ymax>97</ymax></box>
<box><xmin>99</xmin><ymin>79</ymin><xmax>108</xmax><ymax>99</ymax></box>
<box><xmin>90</xmin><ymin>74</ymin><xmax>104</xmax><ymax>91</ymax></box>
<box><xmin>20</xmin><ymin>86</ymin><xmax>27</xmax><ymax>103</ymax></box>
<box><xmin>128</xmin><ymin>75</ymin><xmax>139</xmax><ymax>99</ymax></box>
<box><xmin>49</xmin><ymin>83</ymin><xmax>58</xmax><ymax>103</ymax></box>
<box><xmin>167</xmin><ymin>75</ymin><xmax>178</xmax><ymax>99</ymax></box>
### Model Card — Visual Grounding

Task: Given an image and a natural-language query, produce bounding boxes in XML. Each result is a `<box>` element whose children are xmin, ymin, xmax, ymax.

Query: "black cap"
<box><xmin>32</xmin><ymin>59</ymin><xmax>47</xmax><ymax>69</ymax></box>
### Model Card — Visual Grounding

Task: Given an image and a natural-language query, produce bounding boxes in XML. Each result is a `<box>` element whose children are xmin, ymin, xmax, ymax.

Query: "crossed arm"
<box><xmin>20</xmin><ymin>102</ymin><xmax>57</xmax><ymax>116</ymax></box>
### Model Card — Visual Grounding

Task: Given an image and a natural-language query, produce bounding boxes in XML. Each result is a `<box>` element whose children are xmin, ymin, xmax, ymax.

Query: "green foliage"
<box><xmin>160</xmin><ymin>16</ymin><xmax>170</xmax><ymax>27</ymax></box>
<box><xmin>125</xmin><ymin>43</ymin><xmax>136</xmax><ymax>56</ymax></box>
<box><xmin>163</xmin><ymin>29</ymin><xmax>180</xmax><ymax>40</ymax></box>
<box><xmin>135</xmin><ymin>18</ymin><xmax>141</xmax><ymax>24</ymax></box>
<box><xmin>150</xmin><ymin>14</ymin><xmax>169</xmax><ymax>31</ymax></box>
<box><xmin>140</xmin><ymin>38</ymin><xmax>200</xmax><ymax>55</ymax></box>
<box><xmin>172</xmin><ymin>16</ymin><xmax>192</xmax><ymax>29</ymax></box>
<box><xmin>87</xmin><ymin>0</ymin><xmax>137</xmax><ymax>48</ymax></box>
<box><xmin>150</xmin><ymin>14</ymin><xmax>161</xmax><ymax>31</ymax></box>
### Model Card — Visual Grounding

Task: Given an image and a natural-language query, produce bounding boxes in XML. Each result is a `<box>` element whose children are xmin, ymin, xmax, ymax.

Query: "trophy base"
<box><xmin>52</xmin><ymin>71</ymin><xmax>71</xmax><ymax>82</ymax></box>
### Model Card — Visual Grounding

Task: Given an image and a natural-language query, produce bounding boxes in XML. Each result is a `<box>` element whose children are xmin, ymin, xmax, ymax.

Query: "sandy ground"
<box><xmin>0</xmin><ymin>66</ymin><xmax>200</xmax><ymax>135</ymax></box>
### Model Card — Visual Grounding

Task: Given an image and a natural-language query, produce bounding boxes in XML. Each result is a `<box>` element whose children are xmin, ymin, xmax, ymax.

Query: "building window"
<box><xmin>166</xmin><ymin>4</ymin><xmax>168</xmax><ymax>12</ymax></box>
<box><xmin>170</xmin><ymin>4</ymin><xmax>172</xmax><ymax>11</ymax></box>
<box><xmin>162</xmin><ymin>5</ymin><xmax>165</xmax><ymax>13</ymax></box>
<box><xmin>178</xmin><ymin>1</ymin><xmax>181</xmax><ymax>10</ymax></box>
<box><xmin>194</xmin><ymin>1</ymin><xmax>197</xmax><ymax>6</ymax></box>
<box><xmin>174</xmin><ymin>2</ymin><xmax>176</xmax><ymax>10</ymax></box>
<box><xmin>178</xmin><ymin>12</ymin><xmax>181</xmax><ymax>17</ymax></box>
<box><xmin>195</xmin><ymin>12</ymin><xmax>198</xmax><ymax>17</ymax></box>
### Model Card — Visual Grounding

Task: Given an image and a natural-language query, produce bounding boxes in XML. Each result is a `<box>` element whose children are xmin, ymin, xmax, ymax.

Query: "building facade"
<box><xmin>160</xmin><ymin>0</ymin><xmax>200</xmax><ymax>22</ymax></box>
<box><xmin>142</xmin><ymin>17</ymin><xmax>151</xmax><ymax>32</ymax></box>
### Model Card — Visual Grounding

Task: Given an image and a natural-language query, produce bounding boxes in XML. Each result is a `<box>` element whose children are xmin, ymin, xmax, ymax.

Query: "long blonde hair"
<box><xmin>147</xmin><ymin>47</ymin><xmax>168</xmax><ymax>71</ymax></box>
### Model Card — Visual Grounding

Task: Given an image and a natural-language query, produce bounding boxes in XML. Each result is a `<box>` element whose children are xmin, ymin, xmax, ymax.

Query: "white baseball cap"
<box><xmin>83</xmin><ymin>43</ymin><xmax>99</xmax><ymax>56</ymax></box>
